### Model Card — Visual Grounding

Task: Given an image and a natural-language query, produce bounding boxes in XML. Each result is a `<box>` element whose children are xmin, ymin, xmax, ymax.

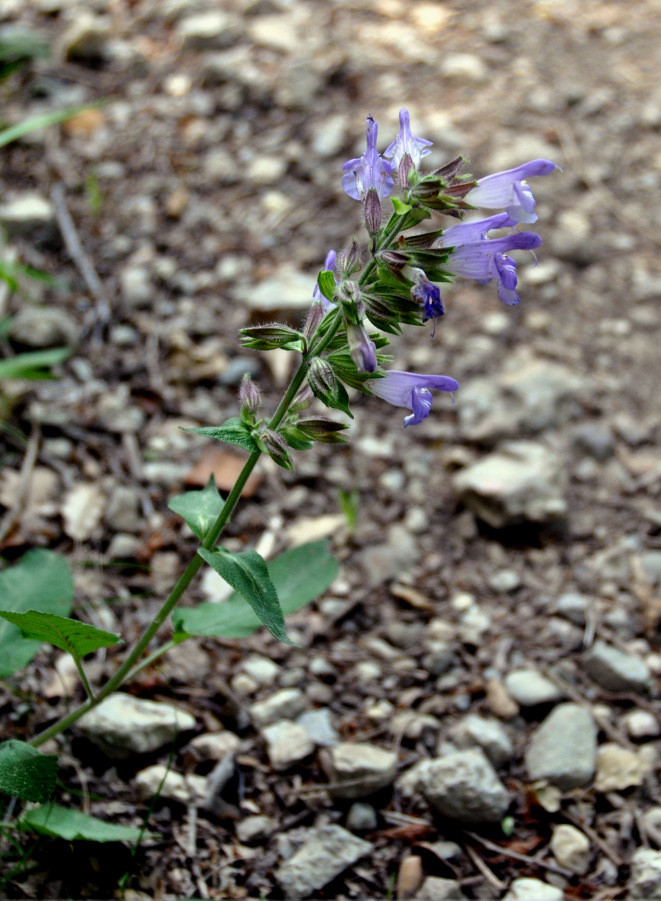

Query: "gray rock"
<box><xmin>58</xmin><ymin>13</ymin><xmax>111</xmax><ymax>62</ymax></box>
<box><xmin>78</xmin><ymin>694</ymin><xmax>196</xmax><ymax>757</ymax></box>
<box><xmin>525</xmin><ymin>703</ymin><xmax>597</xmax><ymax>789</ymax></box>
<box><xmin>241</xmin><ymin>655</ymin><xmax>280</xmax><ymax>685</ymax></box>
<box><xmin>262</xmin><ymin>720</ymin><xmax>314</xmax><ymax>771</ymax></box>
<box><xmin>10</xmin><ymin>306</ymin><xmax>79</xmax><ymax>348</ymax></box>
<box><xmin>188</xmin><ymin>731</ymin><xmax>241</xmax><ymax>761</ymax></box>
<box><xmin>297</xmin><ymin>708</ymin><xmax>339</xmax><ymax>747</ymax></box>
<box><xmin>276</xmin><ymin>824</ymin><xmax>371</xmax><ymax>899</ymax></box>
<box><xmin>420</xmin><ymin>748</ymin><xmax>510</xmax><ymax>823</ymax></box>
<box><xmin>357</xmin><ymin>524</ymin><xmax>419</xmax><ymax>587</ymax></box>
<box><xmin>572</xmin><ymin>422</ymin><xmax>615</xmax><ymax>461</ymax></box>
<box><xmin>346</xmin><ymin>801</ymin><xmax>377</xmax><ymax>832</ymax></box>
<box><xmin>451</xmin><ymin>714</ymin><xmax>513</xmax><ymax>767</ymax></box>
<box><xmin>452</xmin><ymin>441</ymin><xmax>567</xmax><ymax>528</ymax></box>
<box><xmin>503</xmin><ymin>877</ymin><xmax>564</xmax><ymax>901</ymax></box>
<box><xmin>120</xmin><ymin>265</ymin><xmax>153</xmax><ymax>308</ymax></box>
<box><xmin>320</xmin><ymin>742</ymin><xmax>398</xmax><ymax>799</ymax></box>
<box><xmin>236</xmin><ymin>814</ymin><xmax>274</xmax><ymax>843</ymax></box>
<box><xmin>458</xmin><ymin>358</ymin><xmax>584</xmax><ymax>444</ymax></box>
<box><xmin>504</xmin><ymin>669</ymin><xmax>564</xmax><ymax>707</ymax></box>
<box><xmin>0</xmin><ymin>194</ymin><xmax>57</xmax><ymax>240</ymax></box>
<box><xmin>104</xmin><ymin>484</ymin><xmax>143</xmax><ymax>533</ymax></box>
<box><xmin>550</xmin><ymin>824</ymin><xmax>591</xmax><ymax>875</ymax></box>
<box><xmin>583</xmin><ymin>640</ymin><xmax>650</xmax><ymax>692</ymax></box>
<box><xmin>134</xmin><ymin>764</ymin><xmax>206</xmax><ymax>805</ymax></box>
<box><xmin>250</xmin><ymin>688</ymin><xmax>307</xmax><ymax>727</ymax></box>
<box><xmin>415</xmin><ymin>877</ymin><xmax>466</xmax><ymax>900</ymax></box>
<box><xmin>555</xmin><ymin>591</ymin><xmax>589</xmax><ymax>625</ymax></box>
<box><xmin>629</xmin><ymin>848</ymin><xmax>661</xmax><ymax>898</ymax></box>
<box><xmin>177</xmin><ymin>11</ymin><xmax>241</xmax><ymax>50</ymax></box>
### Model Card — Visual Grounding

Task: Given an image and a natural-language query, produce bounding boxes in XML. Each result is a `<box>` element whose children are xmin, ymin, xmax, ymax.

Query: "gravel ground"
<box><xmin>2</xmin><ymin>0</ymin><xmax>661</xmax><ymax>898</ymax></box>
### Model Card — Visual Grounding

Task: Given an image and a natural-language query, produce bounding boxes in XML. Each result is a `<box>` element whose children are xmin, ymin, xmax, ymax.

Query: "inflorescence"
<box><xmin>239</xmin><ymin>109</ymin><xmax>558</xmax><ymax>465</ymax></box>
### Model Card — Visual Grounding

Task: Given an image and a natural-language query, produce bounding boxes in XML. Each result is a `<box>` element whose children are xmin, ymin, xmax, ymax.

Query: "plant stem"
<box><xmin>29</xmin><ymin>314</ymin><xmax>345</xmax><ymax>749</ymax></box>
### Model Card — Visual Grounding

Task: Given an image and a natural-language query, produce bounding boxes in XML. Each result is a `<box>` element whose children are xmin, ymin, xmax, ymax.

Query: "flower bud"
<box><xmin>296</xmin><ymin>417</ymin><xmax>348</xmax><ymax>444</ymax></box>
<box><xmin>307</xmin><ymin>357</ymin><xmax>338</xmax><ymax>401</ymax></box>
<box><xmin>238</xmin><ymin>373</ymin><xmax>261</xmax><ymax>413</ymax></box>
<box><xmin>363</xmin><ymin>186</ymin><xmax>382</xmax><ymax>234</ymax></box>
<box><xmin>257</xmin><ymin>428</ymin><xmax>294</xmax><ymax>470</ymax></box>
<box><xmin>303</xmin><ymin>302</ymin><xmax>325</xmax><ymax>340</ymax></box>
<box><xmin>337</xmin><ymin>239</ymin><xmax>363</xmax><ymax>278</ymax></box>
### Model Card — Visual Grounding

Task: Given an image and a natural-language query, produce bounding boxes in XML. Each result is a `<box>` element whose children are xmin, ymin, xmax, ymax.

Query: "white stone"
<box><xmin>584</xmin><ymin>640</ymin><xmax>650</xmax><ymax>692</ymax></box>
<box><xmin>595</xmin><ymin>742</ymin><xmax>652</xmax><ymax>792</ymax></box>
<box><xmin>0</xmin><ymin>194</ymin><xmax>55</xmax><ymax>238</ymax></box>
<box><xmin>320</xmin><ymin>742</ymin><xmax>398</xmax><ymax>799</ymax></box>
<box><xmin>262</xmin><ymin>720</ymin><xmax>314</xmax><ymax>771</ymax></box>
<box><xmin>78</xmin><ymin>695</ymin><xmax>196</xmax><ymax>758</ymax></box>
<box><xmin>624</xmin><ymin>709</ymin><xmax>660</xmax><ymax>739</ymax></box>
<box><xmin>629</xmin><ymin>848</ymin><xmax>661</xmax><ymax>898</ymax></box>
<box><xmin>134</xmin><ymin>765</ymin><xmax>206</xmax><ymax>805</ymax></box>
<box><xmin>551</xmin><ymin>824</ymin><xmax>591</xmax><ymax>875</ymax></box>
<box><xmin>241</xmin><ymin>655</ymin><xmax>280</xmax><ymax>686</ymax></box>
<box><xmin>525</xmin><ymin>703</ymin><xmax>596</xmax><ymax>790</ymax></box>
<box><xmin>189</xmin><ymin>731</ymin><xmax>241</xmax><ymax>760</ymax></box>
<box><xmin>503</xmin><ymin>877</ymin><xmax>564</xmax><ymax>901</ymax></box>
<box><xmin>451</xmin><ymin>714</ymin><xmax>513</xmax><ymax>767</ymax></box>
<box><xmin>420</xmin><ymin>748</ymin><xmax>510</xmax><ymax>823</ymax></box>
<box><xmin>276</xmin><ymin>825</ymin><xmax>371</xmax><ymax>898</ymax></box>
<box><xmin>236</xmin><ymin>814</ymin><xmax>274</xmax><ymax>843</ymax></box>
<box><xmin>250</xmin><ymin>688</ymin><xmax>307</xmax><ymax>727</ymax></box>
<box><xmin>505</xmin><ymin>669</ymin><xmax>564</xmax><ymax>707</ymax></box>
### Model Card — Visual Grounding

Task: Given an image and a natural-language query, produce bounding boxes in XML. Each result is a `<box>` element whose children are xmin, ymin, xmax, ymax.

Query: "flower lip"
<box><xmin>369</xmin><ymin>369</ymin><xmax>459</xmax><ymax>428</ymax></box>
<box><xmin>465</xmin><ymin>158</ymin><xmax>559</xmax><ymax>223</ymax></box>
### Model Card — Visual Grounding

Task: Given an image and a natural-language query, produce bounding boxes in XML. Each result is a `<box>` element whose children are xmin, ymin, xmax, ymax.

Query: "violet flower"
<box><xmin>384</xmin><ymin>108</ymin><xmax>432</xmax><ymax>178</ymax></box>
<box><xmin>342</xmin><ymin>115</ymin><xmax>394</xmax><ymax>202</ymax></box>
<box><xmin>313</xmin><ymin>249</ymin><xmax>338</xmax><ymax>313</ymax></box>
<box><xmin>369</xmin><ymin>369</ymin><xmax>459</xmax><ymax>428</ymax></box>
<box><xmin>464</xmin><ymin>159</ymin><xmax>558</xmax><ymax>224</ymax></box>
<box><xmin>410</xmin><ymin>268</ymin><xmax>444</xmax><ymax>332</ymax></box>
<box><xmin>436</xmin><ymin>229</ymin><xmax>542</xmax><ymax>306</ymax></box>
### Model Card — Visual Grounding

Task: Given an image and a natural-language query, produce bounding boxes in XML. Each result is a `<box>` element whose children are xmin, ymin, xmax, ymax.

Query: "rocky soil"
<box><xmin>2</xmin><ymin>0</ymin><xmax>661</xmax><ymax>898</ymax></box>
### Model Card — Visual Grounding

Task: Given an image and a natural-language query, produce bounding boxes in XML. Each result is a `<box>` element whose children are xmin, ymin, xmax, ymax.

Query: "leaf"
<box><xmin>197</xmin><ymin>547</ymin><xmax>295</xmax><ymax>645</ymax></box>
<box><xmin>173</xmin><ymin>540</ymin><xmax>339</xmax><ymax>641</ymax></box>
<box><xmin>0</xmin><ymin>550</ymin><xmax>74</xmax><ymax>677</ymax></box>
<box><xmin>0</xmin><ymin>347</ymin><xmax>71</xmax><ymax>380</ymax></box>
<box><xmin>391</xmin><ymin>197</ymin><xmax>412</xmax><ymax>214</ymax></box>
<box><xmin>168</xmin><ymin>475</ymin><xmax>224</xmax><ymax>541</ymax></box>
<box><xmin>316</xmin><ymin>270</ymin><xmax>337</xmax><ymax>303</ymax></box>
<box><xmin>0</xmin><ymin>611</ymin><xmax>120</xmax><ymax>660</ymax></box>
<box><xmin>20</xmin><ymin>804</ymin><xmax>155</xmax><ymax>843</ymax></box>
<box><xmin>0</xmin><ymin>741</ymin><xmax>58</xmax><ymax>803</ymax></box>
<box><xmin>0</xmin><ymin>103</ymin><xmax>102</xmax><ymax>149</ymax></box>
<box><xmin>182</xmin><ymin>417</ymin><xmax>259</xmax><ymax>454</ymax></box>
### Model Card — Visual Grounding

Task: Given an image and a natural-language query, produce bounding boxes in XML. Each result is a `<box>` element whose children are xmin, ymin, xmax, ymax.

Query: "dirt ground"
<box><xmin>2</xmin><ymin>0</ymin><xmax>661</xmax><ymax>898</ymax></box>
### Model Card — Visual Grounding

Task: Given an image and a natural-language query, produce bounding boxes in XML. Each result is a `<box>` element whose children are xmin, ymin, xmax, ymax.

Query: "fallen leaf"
<box><xmin>185</xmin><ymin>447</ymin><xmax>262</xmax><ymax>497</ymax></box>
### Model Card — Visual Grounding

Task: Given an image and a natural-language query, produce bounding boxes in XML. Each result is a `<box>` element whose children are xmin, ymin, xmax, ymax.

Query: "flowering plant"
<box><xmin>0</xmin><ymin>110</ymin><xmax>557</xmax><ymax>821</ymax></box>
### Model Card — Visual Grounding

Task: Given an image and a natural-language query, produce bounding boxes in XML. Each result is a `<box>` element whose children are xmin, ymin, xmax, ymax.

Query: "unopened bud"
<box><xmin>378</xmin><ymin>249</ymin><xmax>409</xmax><ymax>272</ymax></box>
<box><xmin>364</xmin><ymin>187</ymin><xmax>382</xmax><ymax>234</ymax></box>
<box><xmin>303</xmin><ymin>302</ymin><xmax>325</xmax><ymax>340</ymax></box>
<box><xmin>347</xmin><ymin>323</ymin><xmax>377</xmax><ymax>374</ymax></box>
<box><xmin>258</xmin><ymin>428</ymin><xmax>294</xmax><ymax>470</ymax></box>
<box><xmin>238</xmin><ymin>373</ymin><xmax>261</xmax><ymax>413</ymax></box>
<box><xmin>337</xmin><ymin>239</ymin><xmax>363</xmax><ymax>278</ymax></box>
<box><xmin>296</xmin><ymin>417</ymin><xmax>348</xmax><ymax>444</ymax></box>
<box><xmin>398</xmin><ymin>153</ymin><xmax>414</xmax><ymax>186</ymax></box>
<box><xmin>308</xmin><ymin>357</ymin><xmax>338</xmax><ymax>401</ymax></box>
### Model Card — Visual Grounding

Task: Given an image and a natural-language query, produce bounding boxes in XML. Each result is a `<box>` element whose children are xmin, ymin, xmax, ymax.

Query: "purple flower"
<box><xmin>384</xmin><ymin>108</ymin><xmax>432</xmax><ymax>176</ymax></box>
<box><xmin>465</xmin><ymin>159</ymin><xmax>558</xmax><ymax>224</ymax></box>
<box><xmin>347</xmin><ymin>322</ymin><xmax>377</xmax><ymax>373</ymax></box>
<box><xmin>369</xmin><ymin>369</ymin><xmax>459</xmax><ymax>428</ymax></box>
<box><xmin>437</xmin><ymin>230</ymin><xmax>542</xmax><ymax>306</ymax></box>
<box><xmin>342</xmin><ymin>115</ymin><xmax>394</xmax><ymax>202</ymax></box>
<box><xmin>410</xmin><ymin>268</ymin><xmax>444</xmax><ymax>332</ymax></box>
<box><xmin>438</xmin><ymin>212</ymin><xmax>519</xmax><ymax>245</ymax></box>
<box><xmin>313</xmin><ymin>249</ymin><xmax>338</xmax><ymax>313</ymax></box>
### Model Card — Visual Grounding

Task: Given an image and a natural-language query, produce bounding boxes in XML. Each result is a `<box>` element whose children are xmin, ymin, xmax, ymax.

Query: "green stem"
<box><xmin>30</xmin><ymin>316</ymin><xmax>345</xmax><ymax>749</ymax></box>
<box><xmin>72</xmin><ymin>656</ymin><xmax>95</xmax><ymax>703</ymax></box>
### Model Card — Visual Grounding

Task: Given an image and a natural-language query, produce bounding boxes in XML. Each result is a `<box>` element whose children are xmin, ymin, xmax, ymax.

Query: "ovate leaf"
<box><xmin>197</xmin><ymin>547</ymin><xmax>295</xmax><ymax>645</ymax></box>
<box><xmin>0</xmin><ymin>611</ymin><xmax>120</xmax><ymax>659</ymax></box>
<box><xmin>0</xmin><ymin>550</ymin><xmax>74</xmax><ymax>677</ymax></box>
<box><xmin>173</xmin><ymin>540</ymin><xmax>339</xmax><ymax>641</ymax></box>
<box><xmin>182</xmin><ymin>417</ymin><xmax>259</xmax><ymax>453</ymax></box>
<box><xmin>0</xmin><ymin>741</ymin><xmax>58</xmax><ymax>803</ymax></box>
<box><xmin>168</xmin><ymin>475</ymin><xmax>224</xmax><ymax>541</ymax></box>
<box><xmin>20</xmin><ymin>804</ymin><xmax>155</xmax><ymax>843</ymax></box>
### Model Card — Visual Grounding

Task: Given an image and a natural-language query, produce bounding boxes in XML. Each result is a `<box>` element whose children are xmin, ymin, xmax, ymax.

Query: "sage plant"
<box><xmin>0</xmin><ymin>109</ymin><xmax>557</xmax><ymax>813</ymax></box>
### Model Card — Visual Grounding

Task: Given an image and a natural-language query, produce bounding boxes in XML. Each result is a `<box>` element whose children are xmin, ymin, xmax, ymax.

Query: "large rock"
<box><xmin>452</xmin><ymin>441</ymin><xmax>567</xmax><ymax>528</ymax></box>
<box><xmin>583</xmin><ymin>640</ymin><xmax>650</xmax><ymax>692</ymax></box>
<box><xmin>320</xmin><ymin>742</ymin><xmax>398</xmax><ymax>799</ymax></box>
<box><xmin>525</xmin><ymin>703</ymin><xmax>597</xmax><ymax>789</ymax></box>
<box><xmin>276</xmin><ymin>824</ymin><xmax>371</xmax><ymax>899</ymax></box>
<box><xmin>458</xmin><ymin>357</ymin><xmax>584</xmax><ymax>444</ymax></box>
<box><xmin>78</xmin><ymin>694</ymin><xmax>196</xmax><ymax>757</ymax></box>
<box><xmin>419</xmin><ymin>748</ymin><xmax>510</xmax><ymax>823</ymax></box>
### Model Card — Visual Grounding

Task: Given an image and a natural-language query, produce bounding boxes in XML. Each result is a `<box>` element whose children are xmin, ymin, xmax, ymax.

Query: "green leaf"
<box><xmin>391</xmin><ymin>197</ymin><xmax>412</xmax><ymax>215</ymax></box>
<box><xmin>316</xmin><ymin>269</ymin><xmax>337</xmax><ymax>303</ymax></box>
<box><xmin>280</xmin><ymin>426</ymin><xmax>315</xmax><ymax>451</ymax></box>
<box><xmin>0</xmin><ymin>550</ymin><xmax>74</xmax><ymax>677</ymax></box>
<box><xmin>20</xmin><ymin>804</ymin><xmax>155</xmax><ymax>843</ymax></box>
<box><xmin>0</xmin><ymin>347</ymin><xmax>71</xmax><ymax>380</ymax></box>
<box><xmin>0</xmin><ymin>103</ymin><xmax>102</xmax><ymax>149</ymax></box>
<box><xmin>0</xmin><ymin>611</ymin><xmax>120</xmax><ymax>660</ymax></box>
<box><xmin>197</xmin><ymin>547</ymin><xmax>295</xmax><ymax>645</ymax></box>
<box><xmin>173</xmin><ymin>540</ymin><xmax>339</xmax><ymax>641</ymax></box>
<box><xmin>182</xmin><ymin>417</ymin><xmax>259</xmax><ymax>453</ymax></box>
<box><xmin>168</xmin><ymin>475</ymin><xmax>224</xmax><ymax>541</ymax></box>
<box><xmin>0</xmin><ymin>741</ymin><xmax>58</xmax><ymax>803</ymax></box>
